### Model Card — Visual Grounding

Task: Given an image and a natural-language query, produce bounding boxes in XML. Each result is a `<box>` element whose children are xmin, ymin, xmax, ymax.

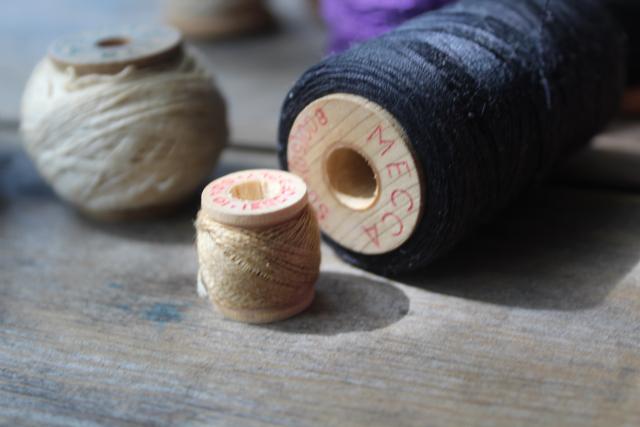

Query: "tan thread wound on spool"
<box><xmin>287</xmin><ymin>93</ymin><xmax>424</xmax><ymax>255</ymax></box>
<box><xmin>195</xmin><ymin>169</ymin><xmax>321</xmax><ymax>324</ymax></box>
<box><xmin>20</xmin><ymin>26</ymin><xmax>228</xmax><ymax>219</ymax></box>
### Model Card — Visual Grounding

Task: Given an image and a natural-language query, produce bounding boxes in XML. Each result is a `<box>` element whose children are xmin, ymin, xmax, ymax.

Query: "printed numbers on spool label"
<box><xmin>287</xmin><ymin>94</ymin><xmax>423</xmax><ymax>255</ymax></box>
<box><xmin>288</xmin><ymin>107</ymin><xmax>331</xmax><ymax>223</ymax></box>
<box><xmin>202</xmin><ymin>169</ymin><xmax>308</xmax><ymax>228</ymax></box>
<box><xmin>288</xmin><ymin>107</ymin><xmax>329</xmax><ymax>179</ymax></box>
<box><xmin>208</xmin><ymin>170</ymin><xmax>295</xmax><ymax>211</ymax></box>
<box><xmin>308</xmin><ymin>190</ymin><xmax>330</xmax><ymax>222</ymax></box>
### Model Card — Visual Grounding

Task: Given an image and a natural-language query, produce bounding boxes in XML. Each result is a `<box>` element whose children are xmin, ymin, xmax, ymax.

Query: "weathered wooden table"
<box><xmin>1</xmin><ymin>2</ymin><xmax>640</xmax><ymax>426</ymax></box>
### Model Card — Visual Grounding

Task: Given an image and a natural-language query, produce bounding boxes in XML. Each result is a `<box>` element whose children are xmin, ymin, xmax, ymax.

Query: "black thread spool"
<box><xmin>278</xmin><ymin>0</ymin><xmax>627</xmax><ymax>276</ymax></box>
<box><xmin>608</xmin><ymin>0</ymin><xmax>640</xmax><ymax>86</ymax></box>
<box><xmin>608</xmin><ymin>0</ymin><xmax>640</xmax><ymax>112</ymax></box>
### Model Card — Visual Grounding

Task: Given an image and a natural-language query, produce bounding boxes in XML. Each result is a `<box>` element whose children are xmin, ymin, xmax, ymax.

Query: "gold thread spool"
<box><xmin>195</xmin><ymin>169</ymin><xmax>321</xmax><ymax>324</ymax></box>
<box><xmin>286</xmin><ymin>93</ymin><xmax>424</xmax><ymax>255</ymax></box>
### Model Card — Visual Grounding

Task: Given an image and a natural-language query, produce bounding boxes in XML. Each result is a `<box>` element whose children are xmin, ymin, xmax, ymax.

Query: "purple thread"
<box><xmin>321</xmin><ymin>0</ymin><xmax>455</xmax><ymax>53</ymax></box>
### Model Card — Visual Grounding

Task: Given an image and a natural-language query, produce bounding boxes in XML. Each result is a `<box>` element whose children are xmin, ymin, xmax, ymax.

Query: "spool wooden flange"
<box><xmin>199</xmin><ymin>169</ymin><xmax>315</xmax><ymax>324</ymax></box>
<box><xmin>287</xmin><ymin>94</ymin><xmax>424</xmax><ymax>255</ymax></box>
<box><xmin>201</xmin><ymin>169</ymin><xmax>309</xmax><ymax>228</ymax></box>
<box><xmin>48</xmin><ymin>26</ymin><xmax>182</xmax><ymax>75</ymax></box>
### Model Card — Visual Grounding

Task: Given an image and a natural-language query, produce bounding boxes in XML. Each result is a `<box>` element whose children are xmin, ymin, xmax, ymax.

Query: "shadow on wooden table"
<box><xmin>79</xmin><ymin>200</ymin><xmax>200</xmax><ymax>245</ymax></box>
<box><xmin>0</xmin><ymin>146</ymin><xmax>200</xmax><ymax>243</ymax></box>
<box><xmin>266</xmin><ymin>272</ymin><xmax>409</xmax><ymax>336</ymax></box>
<box><xmin>401</xmin><ymin>185</ymin><xmax>640</xmax><ymax>311</ymax></box>
<box><xmin>72</xmin><ymin>146</ymin><xmax>279</xmax><ymax>245</ymax></box>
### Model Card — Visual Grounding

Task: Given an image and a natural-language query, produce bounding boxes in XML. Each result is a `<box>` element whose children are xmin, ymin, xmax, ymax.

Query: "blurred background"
<box><xmin>0</xmin><ymin>0</ymin><xmax>324</xmax><ymax>148</ymax></box>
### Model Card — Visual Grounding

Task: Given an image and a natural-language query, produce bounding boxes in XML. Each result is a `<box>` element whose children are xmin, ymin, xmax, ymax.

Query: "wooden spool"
<box><xmin>166</xmin><ymin>0</ymin><xmax>274</xmax><ymax>40</ymax></box>
<box><xmin>199</xmin><ymin>169</ymin><xmax>316</xmax><ymax>324</ymax></box>
<box><xmin>287</xmin><ymin>94</ymin><xmax>424</xmax><ymax>255</ymax></box>
<box><xmin>201</xmin><ymin>169</ymin><xmax>309</xmax><ymax>228</ymax></box>
<box><xmin>48</xmin><ymin>26</ymin><xmax>183</xmax><ymax>76</ymax></box>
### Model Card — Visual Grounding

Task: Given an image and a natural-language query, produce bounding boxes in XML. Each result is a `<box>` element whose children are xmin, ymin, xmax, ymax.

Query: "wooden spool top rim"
<box><xmin>48</xmin><ymin>25</ymin><xmax>183</xmax><ymax>76</ymax></box>
<box><xmin>201</xmin><ymin>169</ymin><xmax>308</xmax><ymax>228</ymax></box>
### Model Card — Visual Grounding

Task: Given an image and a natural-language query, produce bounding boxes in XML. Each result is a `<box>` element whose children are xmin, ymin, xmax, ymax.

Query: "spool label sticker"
<box><xmin>288</xmin><ymin>94</ymin><xmax>423</xmax><ymax>255</ymax></box>
<box><xmin>202</xmin><ymin>169</ymin><xmax>308</xmax><ymax>227</ymax></box>
<box><xmin>208</xmin><ymin>170</ymin><xmax>298</xmax><ymax>211</ymax></box>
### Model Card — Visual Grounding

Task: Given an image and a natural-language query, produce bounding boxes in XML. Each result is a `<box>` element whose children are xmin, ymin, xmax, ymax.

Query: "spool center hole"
<box><xmin>96</xmin><ymin>37</ymin><xmax>130</xmax><ymax>48</ymax></box>
<box><xmin>325</xmin><ymin>147</ymin><xmax>378</xmax><ymax>210</ymax></box>
<box><xmin>230</xmin><ymin>180</ymin><xmax>278</xmax><ymax>201</ymax></box>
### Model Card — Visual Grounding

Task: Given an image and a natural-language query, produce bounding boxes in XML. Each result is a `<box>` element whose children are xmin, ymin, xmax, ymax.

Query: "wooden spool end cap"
<box><xmin>201</xmin><ymin>169</ymin><xmax>308</xmax><ymax>228</ymax></box>
<box><xmin>204</xmin><ymin>281</ymin><xmax>315</xmax><ymax>325</ymax></box>
<box><xmin>48</xmin><ymin>25</ymin><xmax>182</xmax><ymax>75</ymax></box>
<box><xmin>197</xmin><ymin>275</ymin><xmax>315</xmax><ymax>324</ymax></box>
<box><xmin>286</xmin><ymin>93</ymin><xmax>424</xmax><ymax>255</ymax></box>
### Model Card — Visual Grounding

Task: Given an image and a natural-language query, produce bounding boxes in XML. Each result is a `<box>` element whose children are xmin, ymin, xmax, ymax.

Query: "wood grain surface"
<box><xmin>2</xmin><ymin>122</ymin><xmax>640</xmax><ymax>426</ymax></box>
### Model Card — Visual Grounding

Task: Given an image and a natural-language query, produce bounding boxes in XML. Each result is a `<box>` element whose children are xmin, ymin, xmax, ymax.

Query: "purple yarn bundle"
<box><xmin>321</xmin><ymin>0</ymin><xmax>455</xmax><ymax>53</ymax></box>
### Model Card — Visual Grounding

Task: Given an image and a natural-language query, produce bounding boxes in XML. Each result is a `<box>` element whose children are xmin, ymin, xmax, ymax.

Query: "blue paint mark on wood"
<box><xmin>144</xmin><ymin>303</ymin><xmax>182</xmax><ymax>323</ymax></box>
<box><xmin>108</xmin><ymin>282</ymin><xmax>124</xmax><ymax>289</ymax></box>
<box><xmin>114</xmin><ymin>303</ymin><xmax>131</xmax><ymax>312</ymax></box>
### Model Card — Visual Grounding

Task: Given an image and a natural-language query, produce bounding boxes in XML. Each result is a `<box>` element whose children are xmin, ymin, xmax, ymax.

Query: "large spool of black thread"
<box><xmin>608</xmin><ymin>0</ymin><xmax>640</xmax><ymax>86</ymax></box>
<box><xmin>278</xmin><ymin>0</ymin><xmax>626</xmax><ymax>276</ymax></box>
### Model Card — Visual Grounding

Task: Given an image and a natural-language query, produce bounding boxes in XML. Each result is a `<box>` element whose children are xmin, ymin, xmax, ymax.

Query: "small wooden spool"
<box><xmin>49</xmin><ymin>26</ymin><xmax>182</xmax><ymax>76</ymax></box>
<box><xmin>199</xmin><ymin>169</ymin><xmax>317</xmax><ymax>323</ymax></box>
<box><xmin>287</xmin><ymin>94</ymin><xmax>424</xmax><ymax>255</ymax></box>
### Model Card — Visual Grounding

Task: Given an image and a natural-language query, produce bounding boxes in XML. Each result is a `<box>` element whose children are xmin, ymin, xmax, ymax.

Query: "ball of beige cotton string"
<box><xmin>20</xmin><ymin>26</ymin><xmax>228</xmax><ymax>219</ymax></box>
<box><xmin>195</xmin><ymin>169</ymin><xmax>321</xmax><ymax>323</ymax></box>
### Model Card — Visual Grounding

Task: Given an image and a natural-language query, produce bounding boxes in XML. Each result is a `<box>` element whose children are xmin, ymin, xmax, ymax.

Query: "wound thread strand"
<box><xmin>196</xmin><ymin>204</ymin><xmax>321</xmax><ymax>311</ymax></box>
<box><xmin>279</xmin><ymin>0</ymin><xmax>626</xmax><ymax>275</ymax></box>
<box><xmin>21</xmin><ymin>51</ymin><xmax>227</xmax><ymax>217</ymax></box>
